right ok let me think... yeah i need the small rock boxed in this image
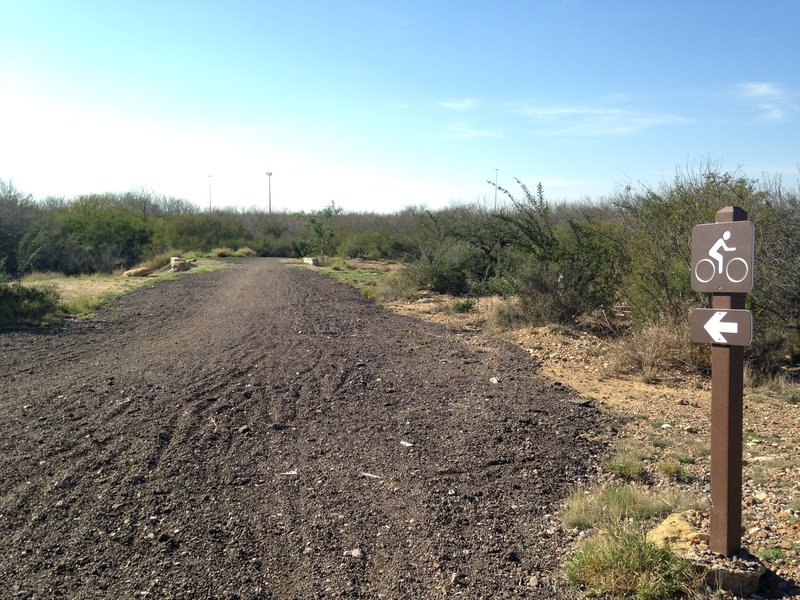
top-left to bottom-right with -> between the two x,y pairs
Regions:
238,425 -> 251,434
528,575 -> 539,588
489,377 -> 499,384
343,548 -> 364,559
661,423 -> 672,429
400,440 -> 413,447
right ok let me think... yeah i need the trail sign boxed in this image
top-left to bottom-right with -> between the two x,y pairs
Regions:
690,309 -> 753,346
689,206 -> 754,558
691,220 -> 754,293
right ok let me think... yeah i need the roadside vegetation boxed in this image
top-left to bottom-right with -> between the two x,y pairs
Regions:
2,169 -> 798,376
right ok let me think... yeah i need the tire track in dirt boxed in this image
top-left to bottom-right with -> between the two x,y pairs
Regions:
1,258 -> 610,598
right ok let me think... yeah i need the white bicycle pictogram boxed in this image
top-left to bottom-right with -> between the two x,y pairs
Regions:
694,230 -> 749,284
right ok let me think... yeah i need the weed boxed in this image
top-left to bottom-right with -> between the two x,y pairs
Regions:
451,298 -> 476,313
564,527 -> 699,599
640,372 -> 658,384
211,247 -> 236,257
657,460 -> 693,483
757,547 -> 785,562
667,451 -> 694,464
651,438 -> 670,449
562,484 -> 676,531
602,449 -> 647,481
791,499 -> 800,513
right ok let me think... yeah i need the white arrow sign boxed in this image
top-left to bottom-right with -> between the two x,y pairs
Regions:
704,311 -> 738,343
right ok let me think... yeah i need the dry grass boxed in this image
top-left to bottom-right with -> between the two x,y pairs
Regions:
562,484 -> 680,531
22,257 -> 226,316
608,318 -> 710,377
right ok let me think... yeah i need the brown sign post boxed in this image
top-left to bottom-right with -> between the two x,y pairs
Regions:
690,206 -> 754,557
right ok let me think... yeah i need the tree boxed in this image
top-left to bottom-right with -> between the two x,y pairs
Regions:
0,180 -> 37,278
304,201 -> 342,258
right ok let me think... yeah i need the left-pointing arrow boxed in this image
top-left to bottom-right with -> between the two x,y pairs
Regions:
704,311 -> 738,343
691,308 -> 753,346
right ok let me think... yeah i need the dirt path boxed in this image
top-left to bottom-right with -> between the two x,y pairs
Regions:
0,259 -> 608,599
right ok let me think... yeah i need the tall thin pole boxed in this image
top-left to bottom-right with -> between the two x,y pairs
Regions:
208,175 -> 212,211
266,171 -> 272,214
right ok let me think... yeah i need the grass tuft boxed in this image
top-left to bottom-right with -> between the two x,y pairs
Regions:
562,484 -> 677,531
564,527 -> 699,599
657,460 -> 693,483
602,451 -> 647,481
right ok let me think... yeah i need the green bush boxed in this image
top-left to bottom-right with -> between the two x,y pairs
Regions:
451,298 -> 476,313
493,182 -> 624,324
0,283 -> 61,327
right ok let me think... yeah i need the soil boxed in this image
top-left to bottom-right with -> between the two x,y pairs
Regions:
389,288 -> 800,598
0,259 -> 610,599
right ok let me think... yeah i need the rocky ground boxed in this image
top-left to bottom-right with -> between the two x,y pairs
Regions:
0,259 -> 612,599
387,289 -> 800,599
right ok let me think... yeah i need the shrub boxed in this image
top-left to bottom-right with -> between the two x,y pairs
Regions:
609,317 -> 710,376
451,298 -> 476,313
496,181 -> 623,324
211,247 -> 236,257
410,241 -> 484,296
375,267 -> 421,301
0,283 -> 61,327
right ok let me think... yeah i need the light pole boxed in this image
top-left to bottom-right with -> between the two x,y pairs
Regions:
266,171 -> 272,214
208,174 -> 212,211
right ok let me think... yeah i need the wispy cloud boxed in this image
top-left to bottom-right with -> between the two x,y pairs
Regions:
736,82 -> 796,121
437,98 -> 480,111
518,103 -> 689,136
436,121 -> 503,141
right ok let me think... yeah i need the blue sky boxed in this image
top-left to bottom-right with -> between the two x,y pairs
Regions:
1,1 -> 798,213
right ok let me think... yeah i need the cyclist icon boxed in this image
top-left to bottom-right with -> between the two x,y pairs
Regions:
694,230 -> 749,284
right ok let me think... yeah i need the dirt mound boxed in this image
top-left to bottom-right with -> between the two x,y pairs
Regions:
0,258 -> 609,598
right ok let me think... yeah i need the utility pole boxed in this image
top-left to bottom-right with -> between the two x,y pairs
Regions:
208,175 -> 212,211
266,171 -> 272,214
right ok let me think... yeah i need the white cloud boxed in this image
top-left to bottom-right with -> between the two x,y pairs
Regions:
437,98 -> 479,111
435,121 -> 504,140
738,82 -> 784,99
518,103 -> 689,136
736,82 -> 796,121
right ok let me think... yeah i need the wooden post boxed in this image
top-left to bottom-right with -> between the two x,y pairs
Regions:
709,205 -> 747,556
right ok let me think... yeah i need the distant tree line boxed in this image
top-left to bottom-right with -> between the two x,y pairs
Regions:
2,169 -> 798,375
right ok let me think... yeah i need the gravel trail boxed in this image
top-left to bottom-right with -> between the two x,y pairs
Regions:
0,258 -> 607,599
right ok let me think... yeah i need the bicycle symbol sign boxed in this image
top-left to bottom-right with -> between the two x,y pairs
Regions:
690,221 -> 754,293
